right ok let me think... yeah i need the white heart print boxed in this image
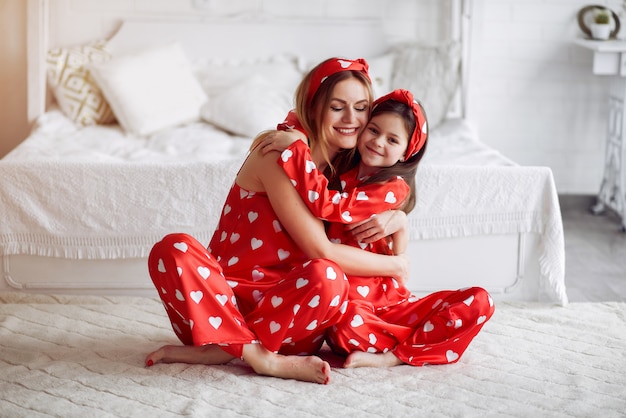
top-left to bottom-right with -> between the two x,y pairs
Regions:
308,295 -> 320,308
197,266 -> 210,279
341,211 -> 352,222
326,267 -> 337,280
209,316 -> 222,329
356,191 -> 369,201
248,211 -> 258,223
357,286 -> 370,297
384,191 -> 397,204
251,238 -> 263,250
271,295 -> 283,307
269,321 -> 281,334
157,259 -> 166,273
308,190 -> 320,203
281,149 -> 293,162
305,160 -> 316,173
173,242 -> 188,253
350,314 -> 364,327
337,59 -> 352,68
251,269 -> 264,281
296,278 -> 309,289
423,321 -> 434,332
277,249 -> 290,261
446,350 -> 459,362
190,290 -> 203,304
215,294 -> 228,306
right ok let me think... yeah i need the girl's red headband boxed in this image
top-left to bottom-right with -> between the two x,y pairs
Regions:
307,58 -> 371,105
373,89 -> 428,159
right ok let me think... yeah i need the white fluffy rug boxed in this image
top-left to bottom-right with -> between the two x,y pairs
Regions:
1,292 -> 624,417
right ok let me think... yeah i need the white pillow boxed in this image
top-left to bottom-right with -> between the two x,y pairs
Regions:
46,40 -> 116,125
89,43 -> 208,136
193,55 -> 302,101
391,42 -> 461,129
200,75 -> 293,138
367,52 -> 394,99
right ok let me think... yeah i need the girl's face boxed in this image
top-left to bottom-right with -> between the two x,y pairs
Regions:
357,112 -> 409,175
321,78 -> 370,155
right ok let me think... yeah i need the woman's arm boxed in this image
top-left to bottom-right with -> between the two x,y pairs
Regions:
242,148 -> 409,281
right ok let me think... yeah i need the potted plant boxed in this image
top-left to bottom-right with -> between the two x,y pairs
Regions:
590,8 -> 612,40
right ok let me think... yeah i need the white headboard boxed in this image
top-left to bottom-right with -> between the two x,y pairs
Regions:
26,0 -> 482,124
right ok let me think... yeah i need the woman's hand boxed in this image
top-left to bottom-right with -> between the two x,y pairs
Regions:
259,130 -> 306,155
346,210 -> 408,243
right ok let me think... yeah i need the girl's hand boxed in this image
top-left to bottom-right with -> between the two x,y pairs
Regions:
346,210 -> 407,243
394,253 -> 410,285
259,130 -> 306,155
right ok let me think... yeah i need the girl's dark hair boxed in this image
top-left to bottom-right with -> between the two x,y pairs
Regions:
332,99 -> 429,214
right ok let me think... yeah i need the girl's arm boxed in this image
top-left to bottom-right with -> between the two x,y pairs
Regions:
245,148 -> 409,281
348,209 -> 408,244
278,140 -> 410,224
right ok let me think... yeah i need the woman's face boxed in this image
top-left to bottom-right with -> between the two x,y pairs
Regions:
321,78 -> 370,155
357,112 -> 409,175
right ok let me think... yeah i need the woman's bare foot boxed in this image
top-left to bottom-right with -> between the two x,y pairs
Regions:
343,351 -> 403,368
242,343 -> 331,385
145,344 -> 234,367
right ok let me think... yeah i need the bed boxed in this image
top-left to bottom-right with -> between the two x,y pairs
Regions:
0,0 -> 566,307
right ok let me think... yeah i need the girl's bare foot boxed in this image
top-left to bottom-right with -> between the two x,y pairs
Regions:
242,343 -> 331,385
343,351 -> 403,368
145,344 -> 234,367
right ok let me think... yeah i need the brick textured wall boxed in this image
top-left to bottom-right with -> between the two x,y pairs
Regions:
474,0 -> 624,194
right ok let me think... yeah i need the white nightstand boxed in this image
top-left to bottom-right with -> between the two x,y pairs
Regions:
574,38 -> 626,231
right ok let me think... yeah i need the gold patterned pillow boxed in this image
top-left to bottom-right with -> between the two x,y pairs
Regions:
46,40 -> 116,125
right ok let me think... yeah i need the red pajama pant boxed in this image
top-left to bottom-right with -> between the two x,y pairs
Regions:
148,181 -> 350,358
278,140 -> 495,365
326,286 -> 494,365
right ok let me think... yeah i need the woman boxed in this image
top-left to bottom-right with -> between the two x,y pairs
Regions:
145,58 -> 408,385
275,89 -> 494,368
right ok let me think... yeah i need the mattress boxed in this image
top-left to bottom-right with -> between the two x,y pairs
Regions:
0,291 -> 623,417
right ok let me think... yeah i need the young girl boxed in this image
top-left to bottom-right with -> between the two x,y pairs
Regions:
273,89 -> 495,368
144,58 -> 409,385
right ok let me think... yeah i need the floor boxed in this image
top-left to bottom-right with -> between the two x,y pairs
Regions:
560,195 -> 626,303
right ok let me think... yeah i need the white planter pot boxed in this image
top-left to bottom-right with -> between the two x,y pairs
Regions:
590,23 -> 611,40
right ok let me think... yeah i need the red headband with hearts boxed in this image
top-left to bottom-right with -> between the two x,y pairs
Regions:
307,58 -> 371,105
372,89 -> 428,159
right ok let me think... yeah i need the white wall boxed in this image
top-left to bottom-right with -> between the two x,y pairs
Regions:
473,0 -> 624,194
4,0 -> 623,194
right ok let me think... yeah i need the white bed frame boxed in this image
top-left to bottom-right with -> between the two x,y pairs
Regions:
3,0 -> 562,304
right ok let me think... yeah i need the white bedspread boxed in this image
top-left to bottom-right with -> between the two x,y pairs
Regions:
0,112 -> 566,304
1,292 -> 623,417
